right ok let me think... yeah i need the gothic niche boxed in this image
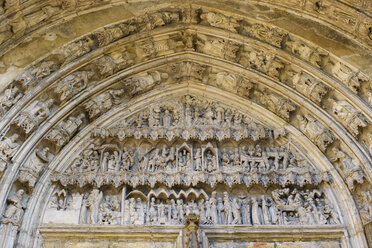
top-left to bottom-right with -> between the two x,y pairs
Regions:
46,95 -> 337,229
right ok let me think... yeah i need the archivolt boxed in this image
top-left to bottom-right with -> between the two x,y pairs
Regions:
0,2 -> 371,248
17,85 -> 364,247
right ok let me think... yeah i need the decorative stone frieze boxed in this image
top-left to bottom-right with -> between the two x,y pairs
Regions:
2,6 -> 369,122
51,96 -> 329,190
93,95 -> 286,141
42,186 -> 340,227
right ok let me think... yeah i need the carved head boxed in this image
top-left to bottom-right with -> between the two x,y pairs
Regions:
10,133 -> 19,142
16,189 -> 25,198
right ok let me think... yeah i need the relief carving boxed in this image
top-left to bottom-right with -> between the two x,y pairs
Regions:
5,7 -> 371,115
241,22 -> 286,48
292,72 -> 329,103
1,189 -> 26,227
49,96 -> 330,190
95,96 -> 286,142
329,61 -> 358,93
239,48 -> 273,74
331,148 -> 366,190
12,99 -> 54,134
199,11 -> 240,32
0,189 -> 27,247
284,36 -> 314,61
45,186 -> 339,227
196,35 -> 226,59
84,89 -> 125,119
0,134 -> 20,175
297,114 -> 334,152
358,190 -> 372,224
124,71 -> 168,95
93,26 -> 124,47
17,147 -> 53,188
0,86 -> 23,116
54,71 -> 94,102
58,36 -> 96,66
330,99 -> 368,136
31,61 -> 58,81
49,189 -> 70,211
44,113 -> 86,148
53,137 -> 328,189
255,90 -> 297,120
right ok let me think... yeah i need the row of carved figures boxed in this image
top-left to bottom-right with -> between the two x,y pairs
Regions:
1,6 -> 369,105
78,188 -> 340,226
128,97 -> 255,129
69,143 -> 311,174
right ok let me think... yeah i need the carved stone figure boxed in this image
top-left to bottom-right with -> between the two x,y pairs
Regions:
330,62 -> 356,92
239,49 -> 273,73
256,91 -> 296,120
231,198 -> 242,225
331,100 -> 368,136
17,147 -> 53,187
45,113 -> 85,148
2,189 -> 25,226
297,114 -> 334,151
267,197 -> 278,225
292,72 -> 328,103
0,134 -> 20,174
127,71 -> 168,95
12,99 -> 54,134
0,86 -> 23,116
54,71 -> 94,102
83,189 -> 103,224
121,148 -> 134,171
331,148 -> 365,190
241,197 -> 251,225
261,196 -> 271,225
200,11 -> 239,32
223,192 -> 232,225
60,37 -> 96,66
359,191 -> 372,224
49,189 -> 69,211
123,200 -> 131,224
135,198 -> 145,225
31,61 -> 57,80
184,213 -> 201,248
84,89 -> 125,118
251,197 -> 262,225
107,151 -> 120,172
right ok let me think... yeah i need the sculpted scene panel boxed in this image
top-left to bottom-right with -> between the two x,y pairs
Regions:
43,95 -> 340,232
52,96 -> 329,189
43,186 -> 340,227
